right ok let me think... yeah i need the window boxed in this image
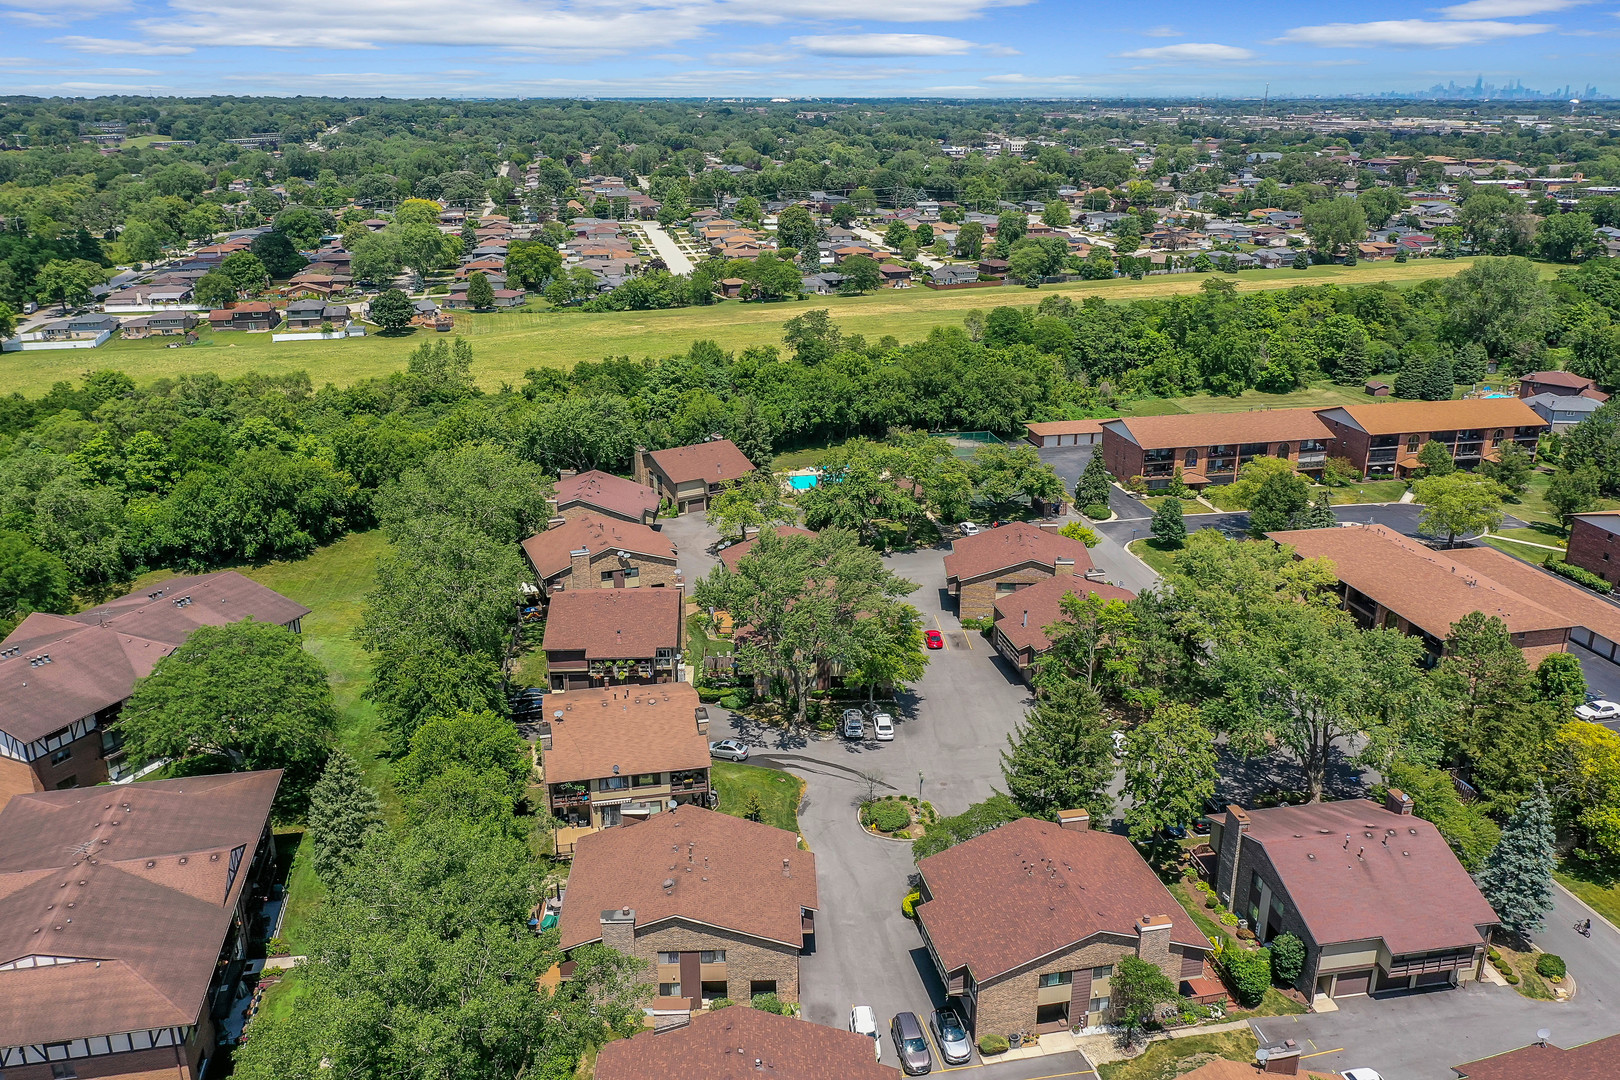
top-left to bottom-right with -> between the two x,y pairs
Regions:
658,982 -> 682,997
631,773 -> 660,788
600,775 -> 628,791
51,1062 -> 76,1080
657,952 -> 680,965
1184,449 -> 1198,467
1088,997 -> 1111,1014
1406,434 -> 1421,452
749,979 -> 777,997
55,777 -> 77,790
1037,971 -> 1072,987
1492,429 -> 1504,441
1275,444 -> 1289,457
995,582 -> 1020,596
50,746 -> 72,765
700,950 -> 727,964
1092,965 -> 1114,979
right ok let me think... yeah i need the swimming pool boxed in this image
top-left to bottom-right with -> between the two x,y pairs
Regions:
789,474 -> 819,490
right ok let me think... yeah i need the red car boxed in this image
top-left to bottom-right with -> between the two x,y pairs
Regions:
925,630 -> 944,650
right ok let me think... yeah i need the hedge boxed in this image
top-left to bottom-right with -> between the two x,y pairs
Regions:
901,890 -> 921,919
1082,502 -> 1111,521
1544,555 -> 1613,594
866,800 -> 911,832
1219,947 -> 1271,1008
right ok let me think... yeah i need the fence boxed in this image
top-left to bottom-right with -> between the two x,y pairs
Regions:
2,331 -> 112,351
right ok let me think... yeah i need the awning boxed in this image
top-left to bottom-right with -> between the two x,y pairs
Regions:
591,796 -> 633,807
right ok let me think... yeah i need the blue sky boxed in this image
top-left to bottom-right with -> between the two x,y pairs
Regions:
2,0 -> 1618,99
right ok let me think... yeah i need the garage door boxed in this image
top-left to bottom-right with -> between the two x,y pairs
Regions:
1416,970 -> 1454,988
1334,969 -> 1373,997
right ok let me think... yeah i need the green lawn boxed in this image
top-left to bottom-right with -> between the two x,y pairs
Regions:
1128,537 -> 1183,576
7,259 -> 1486,396
1169,879 -> 1232,948
1556,863 -> 1620,929
711,761 -> 803,835
1096,1031 -> 1260,1080
252,970 -> 307,1025
1156,382 -> 1371,416
1139,496 -> 1217,516
1508,469 -> 1620,530
1327,479 -> 1409,505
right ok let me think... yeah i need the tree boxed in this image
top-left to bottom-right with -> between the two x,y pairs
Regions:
1245,469 -> 1312,536
1475,784 -> 1557,938
0,301 -> 13,340
1001,679 -> 1115,821
883,219 -> 911,250
911,794 -> 1024,860
1537,651 -> 1588,715
1459,190 -> 1534,255
273,205 -> 331,249
193,271 -> 237,309
969,443 -> 1066,520
395,710 -> 531,800
369,287 -> 414,333
1415,472 -> 1506,545
0,529 -> 71,634
1112,956 -> 1179,1045
1151,496 -> 1186,547
36,258 -> 103,312
221,251 -> 269,295
705,472 -> 794,542
776,204 -> 819,253
467,271 -> 495,310
308,749 -> 382,883
250,231 -> 307,278
1268,933 -> 1306,987
358,525 -> 528,662
1302,196 -> 1367,258
1008,243 -> 1048,287
363,644 -> 509,752
505,239 -> 562,290
1074,452 -> 1113,518
1547,465 -> 1603,526
1380,759 -> 1500,870
1441,257 -> 1550,368
956,221 -> 985,260
728,396 -> 775,466
1481,440 -> 1534,498
1036,590 -> 1143,702
1549,720 -> 1620,863
1123,703 -> 1218,842
1414,439 -> 1456,478
374,443 -> 553,546
841,254 -> 881,293
782,308 -> 842,364
1042,200 -> 1072,228
1538,212 -> 1600,263
117,620 -> 336,813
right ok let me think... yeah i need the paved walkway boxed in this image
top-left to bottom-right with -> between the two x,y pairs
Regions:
634,220 -> 694,274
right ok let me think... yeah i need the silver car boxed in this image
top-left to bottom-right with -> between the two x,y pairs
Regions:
930,1007 -> 971,1065
842,709 -> 865,739
891,1012 -> 932,1075
708,739 -> 749,762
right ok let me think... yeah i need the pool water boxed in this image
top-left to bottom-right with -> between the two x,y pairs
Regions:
789,474 -> 819,490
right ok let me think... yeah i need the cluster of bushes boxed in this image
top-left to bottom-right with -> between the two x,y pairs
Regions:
1488,947 -> 1520,985
901,890 -> 921,919
1191,879 -> 1241,928
1217,946 -> 1272,1008
977,1034 -> 1010,1056
1543,555 -> 1613,594
1535,953 -> 1566,980
862,798 -> 913,834
695,686 -> 752,710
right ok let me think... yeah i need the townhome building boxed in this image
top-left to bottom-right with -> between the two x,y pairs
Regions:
1313,399 -> 1547,479
634,439 -> 756,515
521,513 -> 679,597
541,587 -> 684,691
1100,409 -> 1333,491
550,468 -> 660,525
944,522 -> 1099,621
595,1008 -> 897,1080
991,576 -> 1137,684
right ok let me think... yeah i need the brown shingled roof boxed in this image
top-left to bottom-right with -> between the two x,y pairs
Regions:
1101,408 -> 1329,450
1176,1062 -> 1335,1080
553,470 -> 659,521
992,575 -> 1137,656
1521,370 -> 1596,390
717,526 -> 817,571
1453,1033 -> 1620,1080
647,439 -> 756,485
541,588 -> 682,659
558,805 -> 817,951
1321,397 -> 1545,436
520,514 -> 676,582
0,771 -> 281,1045
1207,800 -> 1497,954
916,818 -> 1207,982
943,522 -> 1095,584
1025,419 -> 1106,438
540,683 -> 711,786
595,1007 -> 897,1080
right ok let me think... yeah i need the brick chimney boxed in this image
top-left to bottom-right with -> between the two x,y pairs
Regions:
1054,556 -> 1076,577
1385,788 -> 1413,816
1057,808 -> 1090,832
694,706 -> 709,736
569,546 -> 591,584
1216,805 -> 1250,906
599,907 -> 636,952
1135,914 -> 1172,967
559,468 -> 578,480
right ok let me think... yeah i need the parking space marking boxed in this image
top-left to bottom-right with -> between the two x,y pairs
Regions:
933,614 -> 948,650
1300,1048 -> 1344,1059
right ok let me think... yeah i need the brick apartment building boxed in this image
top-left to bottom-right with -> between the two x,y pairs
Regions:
1565,510 -> 1620,589
521,513 -> 679,597
541,587 -> 684,690
1099,409 -> 1333,491
0,574 -> 309,808
558,805 -> 818,1010
1313,398 -> 1547,479
595,1002 -> 897,1080
539,683 -> 712,837
1516,369 -> 1607,402
0,771 -> 282,1080
943,522 -> 1097,621
634,439 -> 756,515
550,469 -> 660,525
1207,794 -> 1497,999
915,812 -> 1210,1039
991,576 -> 1137,684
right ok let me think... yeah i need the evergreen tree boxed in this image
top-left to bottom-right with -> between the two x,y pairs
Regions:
1475,784 -> 1557,938
1246,470 -> 1311,536
1336,332 -> 1369,386
467,271 -> 495,310
307,749 -> 382,883
1151,496 -> 1186,547
1297,490 -> 1337,529
1074,452 -> 1113,516
1454,342 -> 1489,386
1001,680 -> 1115,821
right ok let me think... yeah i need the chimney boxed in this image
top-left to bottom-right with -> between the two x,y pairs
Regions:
1261,1042 -> 1302,1075
598,907 -> 636,952
1036,520 -> 1060,532
743,525 -> 761,539
1385,788 -> 1413,816
1056,808 -> 1090,832
1216,805 -> 1250,906
1135,913 -> 1172,967
559,468 -> 578,480
548,515 -> 567,528
1054,557 -> 1076,577
694,706 -> 710,736
569,546 -> 591,583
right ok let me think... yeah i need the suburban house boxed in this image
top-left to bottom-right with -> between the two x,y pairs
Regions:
207,303 -> 280,331
520,513 -> 679,597
634,439 -> 756,515
557,805 -> 818,1007
991,576 -> 1137,684
1024,419 -> 1105,447
1452,1032 -> 1620,1080
1099,409 -> 1333,491
541,587 -> 683,691
283,299 -> 349,330
119,312 -> 197,338
929,264 -> 980,286
878,263 -> 913,287
915,812 -> 1212,1038
1517,370 -> 1607,402
1524,391 -> 1602,431
1269,523 -> 1620,664
551,468 -> 660,525
36,315 -> 120,341
1566,510 -> 1620,588
539,683 -> 712,841
0,573 -> 309,806
944,522 -> 1098,621
594,1008 -> 897,1080
1206,794 -> 1498,1000
0,771 -> 282,1080
1313,399 -> 1547,479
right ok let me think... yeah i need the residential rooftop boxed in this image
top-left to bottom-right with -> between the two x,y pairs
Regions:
520,513 -> 677,581
540,588 -> 682,659
646,439 -> 756,486
1316,397 -> 1545,436
992,576 -> 1137,656
1100,408 -> 1330,450
540,683 -> 711,787
943,522 -> 1094,584
594,1006 -> 895,1080
553,469 -> 659,520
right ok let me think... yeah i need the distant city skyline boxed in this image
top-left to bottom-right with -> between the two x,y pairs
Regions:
4,0 -> 1620,100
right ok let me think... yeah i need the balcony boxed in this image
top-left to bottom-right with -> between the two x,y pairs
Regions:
1296,453 -> 1326,467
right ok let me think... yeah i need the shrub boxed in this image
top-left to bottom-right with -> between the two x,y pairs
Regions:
869,800 -> 911,832
266,937 -> 291,956
1218,910 -> 1239,927
709,998 -> 734,1010
902,890 -> 921,919
751,993 -> 787,1014
1544,555 -> 1613,594
696,687 -> 730,703
1083,502 -> 1112,521
959,616 -> 992,632
719,693 -> 745,710
978,1034 -> 1010,1056
1488,947 -> 1501,962
1267,933 -> 1306,986
1219,947 -> 1272,1008
1505,973 -> 1520,985
1535,953 -> 1566,979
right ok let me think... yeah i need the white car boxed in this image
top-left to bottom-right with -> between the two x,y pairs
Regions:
1341,1070 -> 1384,1080
1112,730 -> 1128,757
872,712 -> 895,741
959,521 -> 981,536
849,1005 -> 880,1060
1576,699 -> 1620,722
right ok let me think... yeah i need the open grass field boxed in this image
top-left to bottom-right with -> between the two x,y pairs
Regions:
1128,537 -> 1183,577
1556,864 -> 1620,931
4,258 -> 1488,397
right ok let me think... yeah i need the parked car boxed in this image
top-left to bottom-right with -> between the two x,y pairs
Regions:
1340,1070 -> 1384,1080
890,1012 -> 932,1075
843,709 -> 866,740
929,1007 -> 971,1066
925,629 -> 944,650
873,712 -> 895,741
708,739 -> 750,762
849,1005 -> 880,1061
1111,730 -> 1128,757
958,521 -> 981,536
1576,699 -> 1620,722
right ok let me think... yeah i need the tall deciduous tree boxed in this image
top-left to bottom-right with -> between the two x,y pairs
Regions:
705,471 -> 794,543
1001,679 -> 1115,821
467,270 -> 495,310
1112,956 -> 1180,1046
1302,197 -> 1367,258
308,749 -> 382,882
369,287 -> 414,334
969,443 -> 1066,520
1414,471 -> 1506,546
1150,496 -> 1185,547
363,645 -> 509,752
1475,783 -> 1557,938
1123,703 -> 1218,842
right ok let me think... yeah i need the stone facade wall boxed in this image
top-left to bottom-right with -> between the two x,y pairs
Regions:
1223,837 -> 1323,993
549,553 -> 679,593
972,936 -> 1178,1039
957,568 -> 1057,622
631,921 -> 802,1004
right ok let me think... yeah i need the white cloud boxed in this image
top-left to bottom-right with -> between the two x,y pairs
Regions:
1144,25 -> 1180,37
53,35 -> 195,55
706,48 -> 794,65
1438,0 -> 1583,16
0,0 -> 129,24
792,33 -> 974,56
1276,19 -> 1553,46
1119,42 -> 1254,61
980,43 -> 1021,56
